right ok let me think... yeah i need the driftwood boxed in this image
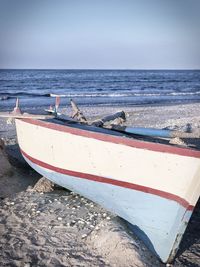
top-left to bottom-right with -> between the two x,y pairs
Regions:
169,137 -> 187,146
70,99 -> 87,123
70,99 -> 126,127
171,130 -> 200,139
91,111 -> 126,127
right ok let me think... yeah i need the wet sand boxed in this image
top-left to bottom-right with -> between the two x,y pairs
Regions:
0,102 -> 200,267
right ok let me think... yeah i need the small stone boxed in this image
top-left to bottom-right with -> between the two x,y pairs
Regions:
57,217 -> 62,221
40,192 -> 44,195
90,225 -> 95,228
54,199 -> 58,201
90,204 -> 94,208
106,216 -> 111,220
78,220 -> 85,224
102,213 -> 107,218
81,234 -> 87,239
49,200 -> 52,203
57,201 -> 61,204
31,208 -> 36,212
10,202 -> 15,205
70,220 -> 76,226
95,226 -> 99,230
36,211 -> 40,214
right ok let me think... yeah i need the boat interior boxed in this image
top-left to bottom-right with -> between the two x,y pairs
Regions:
45,118 -> 200,151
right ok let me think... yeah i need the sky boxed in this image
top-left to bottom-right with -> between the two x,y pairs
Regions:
0,0 -> 200,69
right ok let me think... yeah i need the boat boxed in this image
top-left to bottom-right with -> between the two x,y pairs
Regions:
15,116 -> 200,263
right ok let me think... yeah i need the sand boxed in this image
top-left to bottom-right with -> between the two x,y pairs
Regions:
0,102 -> 200,267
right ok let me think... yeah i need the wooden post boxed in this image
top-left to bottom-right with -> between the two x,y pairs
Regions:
55,96 -> 60,114
12,98 -> 22,115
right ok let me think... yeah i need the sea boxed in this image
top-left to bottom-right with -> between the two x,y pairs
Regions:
0,69 -> 200,112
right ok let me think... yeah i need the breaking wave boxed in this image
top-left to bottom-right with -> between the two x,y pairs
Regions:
1,91 -> 200,99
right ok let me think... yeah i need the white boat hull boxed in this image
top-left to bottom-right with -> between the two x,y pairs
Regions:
15,118 -> 200,263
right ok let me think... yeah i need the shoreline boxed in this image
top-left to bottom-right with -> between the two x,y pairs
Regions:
0,102 -> 200,266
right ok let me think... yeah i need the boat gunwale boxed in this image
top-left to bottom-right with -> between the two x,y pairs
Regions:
18,118 -> 200,159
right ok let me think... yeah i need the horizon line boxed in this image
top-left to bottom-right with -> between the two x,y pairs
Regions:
0,68 -> 200,71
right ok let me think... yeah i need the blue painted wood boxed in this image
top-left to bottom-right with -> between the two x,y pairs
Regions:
125,127 -> 173,138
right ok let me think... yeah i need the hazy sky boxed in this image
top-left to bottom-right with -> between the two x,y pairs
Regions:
0,0 -> 200,69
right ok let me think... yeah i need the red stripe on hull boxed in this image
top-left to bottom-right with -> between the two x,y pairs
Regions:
21,149 -> 194,211
20,118 -> 200,159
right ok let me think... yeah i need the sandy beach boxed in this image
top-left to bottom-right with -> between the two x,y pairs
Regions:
0,102 -> 200,267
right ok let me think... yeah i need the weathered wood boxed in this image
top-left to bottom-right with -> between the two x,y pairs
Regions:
171,130 -> 200,139
169,137 -> 187,146
12,98 -> 22,115
70,99 -> 87,123
70,99 -> 126,126
91,111 -> 126,127
55,96 -> 60,113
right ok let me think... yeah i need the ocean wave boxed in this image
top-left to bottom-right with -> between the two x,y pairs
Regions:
1,90 -> 200,100
169,91 -> 200,96
50,93 -> 132,97
51,91 -> 200,97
